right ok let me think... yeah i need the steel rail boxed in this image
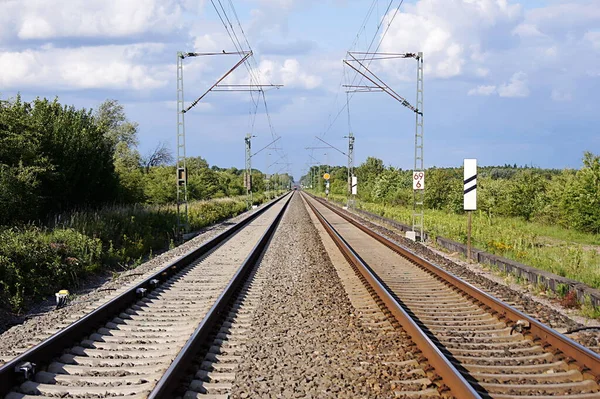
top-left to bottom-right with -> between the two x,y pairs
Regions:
306,192 -> 600,380
149,191 -> 292,398
302,193 -> 481,399
0,193 -> 291,396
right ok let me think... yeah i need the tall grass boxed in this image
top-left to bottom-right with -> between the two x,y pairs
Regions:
0,197 -> 250,312
320,192 -> 600,290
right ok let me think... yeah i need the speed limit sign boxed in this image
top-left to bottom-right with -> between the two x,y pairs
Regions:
413,171 -> 425,190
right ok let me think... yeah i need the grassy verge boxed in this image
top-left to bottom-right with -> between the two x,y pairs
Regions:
0,197 -> 253,312
316,192 -> 600,290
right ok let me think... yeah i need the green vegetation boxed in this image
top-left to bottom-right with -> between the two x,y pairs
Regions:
0,95 -> 292,312
0,198 -> 249,312
302,153 -> 600,289
0,96 -> 293,223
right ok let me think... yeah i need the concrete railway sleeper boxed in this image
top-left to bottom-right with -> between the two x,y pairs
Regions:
0,193 -> 292,399
303,192 -> 600,399
179,239 -> 268,399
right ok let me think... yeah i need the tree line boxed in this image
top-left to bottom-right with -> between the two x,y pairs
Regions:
0,96 -> 291,227
302,154 -> 600,234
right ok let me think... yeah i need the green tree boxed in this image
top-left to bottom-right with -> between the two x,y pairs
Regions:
478,176 -> 509,223
424,168 -> 462,211
95,99 -> 144,203
0,96 -> 118,223
144,166 -> 176,204
356,157 -> 384,202
95,99 -> 139,149
564,152 -> 600,233
505,170 -> 548,221
373,168 -> 404,205
537,170 -> 576,227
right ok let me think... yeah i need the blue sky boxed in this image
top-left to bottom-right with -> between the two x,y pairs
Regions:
1,0 -> 599,180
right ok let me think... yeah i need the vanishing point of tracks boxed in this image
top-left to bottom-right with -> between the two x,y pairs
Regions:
0,193 -> 292,399
303,192 -> 600,399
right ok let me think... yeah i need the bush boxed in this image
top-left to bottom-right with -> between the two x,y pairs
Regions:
0,197 -> 254,313
0,227 -> 102,311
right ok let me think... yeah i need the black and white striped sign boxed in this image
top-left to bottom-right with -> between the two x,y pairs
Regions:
464,159 -> 477,211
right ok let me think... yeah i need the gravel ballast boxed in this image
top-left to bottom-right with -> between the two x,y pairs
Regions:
323,198 -> 600,352
0,205 -> 264,363
230,193 -> 440,399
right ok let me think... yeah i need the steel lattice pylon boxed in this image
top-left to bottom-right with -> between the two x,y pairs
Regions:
176,52 -> 188,240
412,52 -> 425,240
343,51 -> 425,241
347,132 -> 355,208
245,134 -> 252,209
174,50 -> 279,242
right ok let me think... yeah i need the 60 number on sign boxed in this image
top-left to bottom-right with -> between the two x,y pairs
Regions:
413,171 -> 425,190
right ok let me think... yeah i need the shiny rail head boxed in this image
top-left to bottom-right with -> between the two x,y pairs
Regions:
148,192 -> 292,398
0,193 -> 292,397
304,191 -> 600,380
302,192 -> 482,399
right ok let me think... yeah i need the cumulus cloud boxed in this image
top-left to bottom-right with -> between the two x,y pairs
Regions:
468,85 -> 497,96
258,39 -> 317,56
0,44 -> 168,90
524,2 -> 600,37
378,0 -> 522,79
0,0 -> 184,42
193,32 -> 232,52
468,72 -> 529,98
256,59 -> 322,90
498,72 -> 530,98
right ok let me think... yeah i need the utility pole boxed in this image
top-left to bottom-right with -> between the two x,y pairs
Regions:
273,162 -> 292,194
266,152 -> 285,199
306,146 -> 332,193
306,161 -> 319,190
174,50 -> 282,241
245,134 -> 254,209
413,53 -> 425,241
265,152 -> 270,200
344,51 -> 424,241
176,52 -> 188,238
246,136 -> 281,208
344,132 -> 355,207
307,154 -> 320,190
309,137 -> 352,201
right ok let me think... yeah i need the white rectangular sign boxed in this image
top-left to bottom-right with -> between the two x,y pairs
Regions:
464,159 -> 477,211
413,171 -> 425,190
351,176 -> 358,195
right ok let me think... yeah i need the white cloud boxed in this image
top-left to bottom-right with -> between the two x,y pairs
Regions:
468,85 -> 497,96
378,0 -> 522,79
0,0 -> 184,42
525,3 -> 600,36
498,72 -> 530,97
248,59 -> 322,90
468,72 -> 530,98
0,44 -> 168,90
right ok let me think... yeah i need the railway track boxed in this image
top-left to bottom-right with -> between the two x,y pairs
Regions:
0,193 -> 292,399
302,192 -> 600,399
